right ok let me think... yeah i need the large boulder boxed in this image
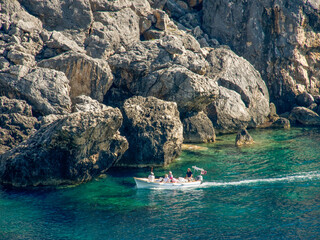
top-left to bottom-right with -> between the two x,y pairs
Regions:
289,107 -> 320,126
38,51 -> 113,102
19,0 -> 93,44
0,66 -> 71,116
108,41 -> 219,114
182,111 -> 215,143
85,7 -> 140,58
0,107 -> 128,187
0,96 -> 38,154
203,0 -> 320,113
116,96 -> 183,167
205,48 -> 270,133
296,92 -> 315,107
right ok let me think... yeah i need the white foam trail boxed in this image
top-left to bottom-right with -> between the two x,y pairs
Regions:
201,171 -> 320,188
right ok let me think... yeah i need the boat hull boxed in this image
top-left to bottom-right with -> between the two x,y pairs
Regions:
134,177 -> 202,189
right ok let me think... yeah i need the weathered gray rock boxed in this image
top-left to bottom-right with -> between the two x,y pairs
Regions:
174,50 -> 208,75
289,106 -> 320,126
296,92 -> 315,107
85,7 -> 140,58
72,95 -> 108,113
0,107 -> 128,187
93,8 -> 139,45
46,31 -> 85,53
143,28 -> 165,40
116,96 -> 183,167
0,96 -> 38,154
139,16 -> 153,34
0,96 -> 33,116
268,102 -> 279,122
164,0 -> 187,19
19,0 -> 93,44
38,51 -> 113,102
235,128 -> 254,146
89,0 -> 131,12
0,0 -> 44,58
207,87 -> 251,133
108,41 -> 219,114
145,66 -> 219,113
84,21 -> 120,58
203,0 -> 320,113
153,9 -> 169,30
39,114 -> 66,126
269,117 -> 290,129
131,0 -> 152,16
182,111 -> 215,143
205,48 -> 270,133
313,95 -> 320,105
6,49 -> 35,67
0,66 -> 71,116
160,35 -> 185,55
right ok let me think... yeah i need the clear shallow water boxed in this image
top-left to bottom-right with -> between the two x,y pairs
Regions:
1,127 -> 320,239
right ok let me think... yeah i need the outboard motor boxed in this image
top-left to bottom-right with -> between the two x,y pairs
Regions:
197,175 -> 203,181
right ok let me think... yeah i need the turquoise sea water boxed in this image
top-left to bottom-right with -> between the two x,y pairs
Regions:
1,127 -> 320,239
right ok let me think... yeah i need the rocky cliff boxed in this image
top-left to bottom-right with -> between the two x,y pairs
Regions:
203,0 -> 320,113
1,0 -> 318,186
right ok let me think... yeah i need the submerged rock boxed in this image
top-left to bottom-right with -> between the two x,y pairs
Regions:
116,96 -> 183,167
0,107 -> 128,187
235,128 -> 254,146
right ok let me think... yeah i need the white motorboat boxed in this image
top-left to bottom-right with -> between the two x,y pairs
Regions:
134,166 -> 206,189
134,177 -> 202,189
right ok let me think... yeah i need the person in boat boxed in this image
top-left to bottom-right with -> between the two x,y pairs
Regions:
185,168 -> 193,181
148,172 -> 155,182
168,171 -> 178,183
163,174 -> 170,183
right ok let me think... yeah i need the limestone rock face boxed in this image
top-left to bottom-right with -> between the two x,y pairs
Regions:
0,96 -> 38,154
116,96 -> 183,167
19,0 -> 93,44
289,107 -> 320,126
38,52 -> 113,102
205,48 -> 270,133
0,66 -> 71,116
203,0 -> 320,113
235,128 -> 254,146
0,107 -> 128,187
85,7 -> 140,58
108,41 -> 219,114
182,111 -> 215,143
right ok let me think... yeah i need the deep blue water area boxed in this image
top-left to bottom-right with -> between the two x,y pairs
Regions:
1,127 -> 320,239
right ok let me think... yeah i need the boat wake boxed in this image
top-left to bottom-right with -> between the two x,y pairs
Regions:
201,171 -> 320,188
